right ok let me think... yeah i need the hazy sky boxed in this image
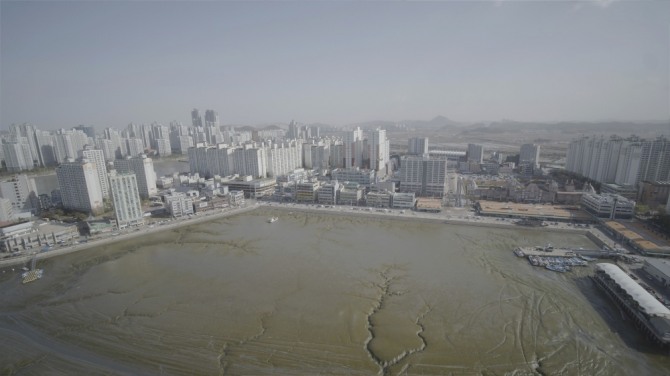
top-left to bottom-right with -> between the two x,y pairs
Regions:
1,1 -> 669,129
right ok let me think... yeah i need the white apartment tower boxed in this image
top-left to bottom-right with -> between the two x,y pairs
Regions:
9,124 -> 40,167
408,137 -> 429,156
398,157 -> 424,194
423,159 -> 449,197
399,156 -> 448,197
614,142 -> 643,186
344,127 -> 364,169
467,144 -> 484,163
519,144 -> 541,168
2,141 -> 33,172
566,135 -> 669,186
113,154 -> 157,199
81,146 -> 110,199
56,158 -> 104,214
108,170 -> 144,228
0,174 -> 38,213
126,138 -> 145,157
370,128 -> 389,176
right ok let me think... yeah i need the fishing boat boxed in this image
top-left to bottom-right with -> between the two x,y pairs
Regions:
513,248 -> 525,257
546,263 -> 570,273
268,217 -> 278,223
22,255 -> 43,284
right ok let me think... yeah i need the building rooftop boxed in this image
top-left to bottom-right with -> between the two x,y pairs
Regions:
604,220 -> 670,254
477,201 -> 592,221
583,193 -> 634,205
596,263 -> 670,318
645,258 -> 670,278
416,198 -> 442,210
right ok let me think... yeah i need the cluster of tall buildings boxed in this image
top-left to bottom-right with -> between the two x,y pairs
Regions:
54,154 -> 155,224
0,109 -> 223,173
565,135 -> 670,187
0,152 -> 156,229
186,126 -> 391,179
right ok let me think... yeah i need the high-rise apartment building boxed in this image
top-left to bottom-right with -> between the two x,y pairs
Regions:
2,141 -> 33,172
191,109 -> 203,127
344,127 -> 364,169
34,129 -> 57,166
154,138 -> 172,157
53,131 -> 77,163
408,137 -> 429,156
639,136 -> 670,183
370,128 -> 389,176
399,156 -> 448,197
113,154 -> 157,199
566,135 -> 669,187
10,123 -> 40,167
519,144 -> 541,168
56,158 -> 104,214
467,144 -> 484,163
103,127 -> 126,159
81,146 -> 110,199
126,138 -> 145,157
108,170 -> 144,229
0,174 -> 38,213
204,110 -> 219,127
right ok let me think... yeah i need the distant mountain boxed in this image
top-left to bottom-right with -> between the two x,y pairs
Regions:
462,120 -> 670,136
350,116 -> 465,130
403,116 -> 464,129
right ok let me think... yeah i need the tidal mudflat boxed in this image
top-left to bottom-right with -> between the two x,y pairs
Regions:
2,209 -> 669,375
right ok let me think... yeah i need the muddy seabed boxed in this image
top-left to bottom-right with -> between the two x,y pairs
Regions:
2,209 -> 669,375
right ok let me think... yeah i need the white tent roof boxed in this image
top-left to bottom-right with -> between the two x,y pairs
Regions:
596,263 -> 670,318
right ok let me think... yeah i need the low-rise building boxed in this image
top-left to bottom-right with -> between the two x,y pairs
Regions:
296,180 -> 320,203
165,192 -> 194,217
317,181 -> 340,205
220,176 -> 276,199
331,168 -> 375,187
228,190 -> 245,206
601,183 -> 638,200
338,182 -> 364,206
366,190 -> 392,208
392,192 -> 416,209
1,221 -> 78,253
581,193 -> 635,219
643,258 -> 670,290
637,181 -> 670,209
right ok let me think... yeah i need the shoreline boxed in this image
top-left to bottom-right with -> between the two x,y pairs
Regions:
0,204 -> 257,268
1,201 -> 604,269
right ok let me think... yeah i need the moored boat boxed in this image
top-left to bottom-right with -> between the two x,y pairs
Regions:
22,255 -> 43,284
546,263 -> 570,273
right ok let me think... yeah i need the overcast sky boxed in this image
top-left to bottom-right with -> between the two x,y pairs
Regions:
1,1 -> 669,130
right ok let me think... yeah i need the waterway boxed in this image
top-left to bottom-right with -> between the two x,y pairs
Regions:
1,209 -> 669,375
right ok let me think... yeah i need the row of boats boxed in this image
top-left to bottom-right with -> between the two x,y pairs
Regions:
528,255 -> 589,272
514,247 -> 596,273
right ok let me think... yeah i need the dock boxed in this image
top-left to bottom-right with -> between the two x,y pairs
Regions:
515,245 -> 619,259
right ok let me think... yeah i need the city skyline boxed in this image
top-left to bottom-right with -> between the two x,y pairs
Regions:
2,1 -> 669,130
